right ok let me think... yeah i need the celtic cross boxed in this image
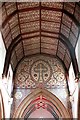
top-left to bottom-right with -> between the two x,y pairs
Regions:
34,63 -> 47,82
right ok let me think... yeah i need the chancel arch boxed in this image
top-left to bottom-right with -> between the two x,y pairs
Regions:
11,54 -> 71,118
13,88 -> 70,119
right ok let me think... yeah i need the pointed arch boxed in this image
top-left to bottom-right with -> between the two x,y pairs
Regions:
0,90 -> 5,119
13,88 -> 71,118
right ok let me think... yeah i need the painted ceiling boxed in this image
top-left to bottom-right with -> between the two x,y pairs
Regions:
1,2 -> 80,71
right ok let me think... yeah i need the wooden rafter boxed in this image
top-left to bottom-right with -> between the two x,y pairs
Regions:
56,2 -> 64,56
16,3 -> 25,57
2,6 -> 80,28
2,2 -> 80,77
39,2 -> 41,54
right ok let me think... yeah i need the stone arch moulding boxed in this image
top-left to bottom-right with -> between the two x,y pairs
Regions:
13,88 -> 71,119
0,90 -> 5,119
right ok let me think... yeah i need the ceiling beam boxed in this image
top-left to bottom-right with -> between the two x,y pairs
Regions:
16,3 -> 25,57
3,35 -> 21,77
3,32 -> 76,77
59,33 -> 79,76
56,2 -> 64,56
41,6 -> 80,27
39,2 -> 41,54
22,35 -> 40,40
2,7 -> 39,27
22,30 -> 40,35
41,30 -> 59,34
2,6 -> 80,28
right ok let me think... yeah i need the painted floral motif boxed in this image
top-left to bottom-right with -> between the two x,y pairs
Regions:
14,55 -> 66,89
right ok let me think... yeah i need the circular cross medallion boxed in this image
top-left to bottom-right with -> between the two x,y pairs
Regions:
30,60 -> 52,83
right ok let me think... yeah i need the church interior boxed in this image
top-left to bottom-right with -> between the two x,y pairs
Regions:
0,1 -> 80,119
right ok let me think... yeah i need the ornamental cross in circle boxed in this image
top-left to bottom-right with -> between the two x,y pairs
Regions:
34,63 -> 48,82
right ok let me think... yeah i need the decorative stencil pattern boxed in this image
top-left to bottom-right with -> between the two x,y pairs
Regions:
41,10 -> 61,22
19,10 -> 39,23
14,55 -> 66,89
30,60 -> 52,83
41,2 -> 63,8
41,21 -> 60,32
18,2 -> 39,9
64,3 -> 75,14
21,21 -> 39,33
2,2 -> 80,72
5,3 -> 16,15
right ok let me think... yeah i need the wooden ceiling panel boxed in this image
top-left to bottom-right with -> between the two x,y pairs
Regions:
1,2 -> 80,72
58,41 -> 66,49
16,49 -> 23,55
66,49 -> 71,60
64,2 -> 75,14
57,43 -> 71,69
11,43 -> 24,69
57,41 -> 66,60
24,48 -> 40,56
64,59 -> 70,69
61,13 -> 79,47
57,50 -> 64,61
41,10 -> 61,22
2,23 -> 10,39
41,48 -> 56,55
64,55 -> 71,69
57,41 -> 71,64
9,14 -> 18,29
65,52 -> 71,64
24,43 -> 40,51
17,2 -> 39,9
2,6 -> 7,22
20,21 -> 39,33
16,52 -> 23,62
41,2 -> 63,9
22,32 -> 39,38
61,24 -> 70,38
23,37 -> 40,45
41,32 -> 59,38
14,42 -> 24,62
11,25 -> 20,39
15,48 -> 23,57
62,13 -> 72,28
41,43 -> 57,50
58,45 -> 66,54
71,22 -> 78,37
74,4 -> 80,23
41,37 -> 58,45
15,50 -> 23,62
5,3 -> 16,15
19,10 -> 39,23
69,31 -> 77,47
11,51 -> 17,70
5,33 -> 12,48
15,42 -> 22,51
41,21 -> 60,32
